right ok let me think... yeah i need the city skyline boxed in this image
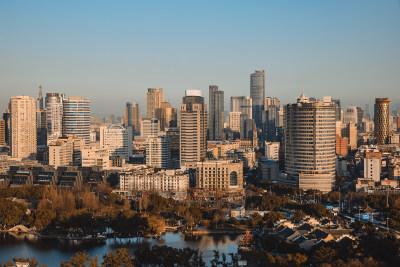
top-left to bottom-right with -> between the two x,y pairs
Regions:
1,1 -> 399,114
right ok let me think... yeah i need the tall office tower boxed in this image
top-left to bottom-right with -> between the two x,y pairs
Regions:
45,93 -> 63,145
343,106 -> 358,124
147,88 -> 164,119
155,102 -> 177,131
100,125 -> 133,160
250,70 -> 265,128
146,134 -> 171,169
342,122 -> 357,150
284,93 -> 336,192
356,107 -> 364,124
179,90 -> 207,168
36,87 -> 47,146
166,127 -> 180,168
375,98 -> 391,144
2,109 -> 10,146
125,102 -> 140,132
365,104 -> 371,118
62,97 -> 91,144
10,96 -> 37,159
332,99 -> 341,121
231,96 -> 252,119
36,108 -> 47,147
0,119 -> 5,146
208,85 -> 224,140
141,118 -> 160,138
263,105 -> 279,142
264,97 -> 280,110
38,85 -> 44,109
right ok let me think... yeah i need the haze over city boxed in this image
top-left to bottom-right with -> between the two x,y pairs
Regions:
1,0 -> 399,115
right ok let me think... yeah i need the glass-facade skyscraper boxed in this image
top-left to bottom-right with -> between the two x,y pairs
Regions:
250,70 -> 265,129
62,97 -> 90,144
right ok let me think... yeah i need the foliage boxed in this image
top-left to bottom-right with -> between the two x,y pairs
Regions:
0,198 -> 26,228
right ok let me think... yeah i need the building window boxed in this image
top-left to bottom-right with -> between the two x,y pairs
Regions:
229,171 -> 238,186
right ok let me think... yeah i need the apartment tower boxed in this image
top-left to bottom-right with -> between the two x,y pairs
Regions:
209,85 -> 224,140
10,96 -> 37,158
179,90 -> 207,168
45,93 -> 63,145
125,102 -> 140,132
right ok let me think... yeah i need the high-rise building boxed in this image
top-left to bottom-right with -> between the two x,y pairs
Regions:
179,90 -> 207,168
141,118 -> 160,138
356,107 -> 364,125
250,70 -> 265,128
45,93 -> 63,145
2,109 -> 10,146
208,85 -> 224,140
36,87 -> 47,147
146,134 -> 171,169
365,104 -> 371,118
0,119 -> 5,147
155,102 -> 177,131
125,102 -> 140,132
166,127 -> 180,168
375,98 -> 390,144
342,122 -> 357,150
10,96 -> 37,159
63,97 -> 91,144
335,135 -> 348,157
48,135 -> 84,167
229,112 -> 241,132
332,99 -> 341,121
100,125 -> 133,160
231,96 -> 252,118
265,142 -> 280,160
284,93 -> 336,192
343,106 -> 358,124
147,88 -> 164,119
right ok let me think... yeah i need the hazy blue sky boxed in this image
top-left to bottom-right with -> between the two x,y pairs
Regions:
1,0 -> 399,116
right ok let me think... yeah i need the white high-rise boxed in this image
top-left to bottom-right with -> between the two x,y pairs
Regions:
45,93 -> 63,145
100,125 -> 133,160
10,96 -> 37,158
146,134 -> 171,169
63,97 -> 90,144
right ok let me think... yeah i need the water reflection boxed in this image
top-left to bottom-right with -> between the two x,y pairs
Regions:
0,232 -> 240,265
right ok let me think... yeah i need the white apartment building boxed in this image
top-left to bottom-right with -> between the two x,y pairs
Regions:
81,147 -> 109,168
145,134 -> 171,169
100,125 -> 132,160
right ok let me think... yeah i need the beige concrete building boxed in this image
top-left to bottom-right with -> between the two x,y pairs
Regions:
147,88 -> 164,119
48,136 -> 84,167
196,160 -> 243,190
141,118 -> 160,138
265,142 -> 280,160
10,96 -> 37,159
179,90 -> 207,168
284,94 -> 336,192
342,122 -> 357,150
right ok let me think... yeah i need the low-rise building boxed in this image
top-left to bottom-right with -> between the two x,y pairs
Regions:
196,160 -> 243,190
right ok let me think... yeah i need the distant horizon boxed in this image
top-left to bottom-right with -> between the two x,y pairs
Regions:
1,1 -> 399,115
